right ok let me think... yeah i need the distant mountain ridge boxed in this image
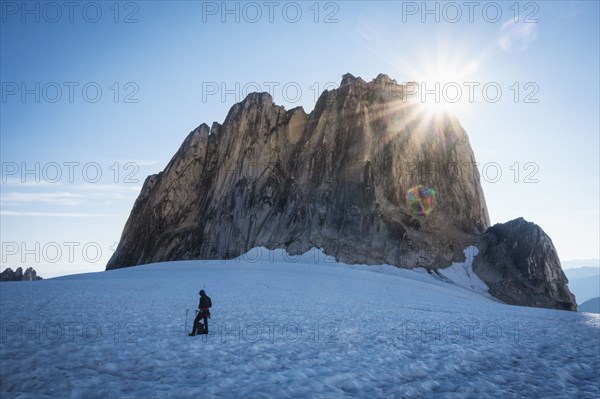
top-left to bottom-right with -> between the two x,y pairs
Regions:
564,265 -> 600,279
107,73 -> 576,311
561,260 -> 600,271
578,297 -> 600,314
564,266 -> 600,305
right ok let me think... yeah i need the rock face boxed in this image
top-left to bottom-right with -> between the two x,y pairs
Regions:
108,73 -> 489,271
0,267 -> 42,281
107,73 -> 576,311
474,218 -> 577,311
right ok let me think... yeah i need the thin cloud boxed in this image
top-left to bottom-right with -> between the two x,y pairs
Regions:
118,159 -> 159,166
75,184 -> 142,192
1,178 -> 64,186
0,211 -> 123,217
0,192 -> 86,206
0,185 -> 141,206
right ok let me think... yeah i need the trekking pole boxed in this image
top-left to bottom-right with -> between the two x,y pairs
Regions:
185,309 -> 189,333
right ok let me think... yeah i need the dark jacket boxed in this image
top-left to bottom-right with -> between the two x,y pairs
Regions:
199,294 -> 212,311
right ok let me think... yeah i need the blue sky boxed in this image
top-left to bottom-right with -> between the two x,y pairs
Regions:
1,1 -> 598,277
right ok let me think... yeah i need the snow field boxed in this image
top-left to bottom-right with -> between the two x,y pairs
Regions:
1,248 -> 598,398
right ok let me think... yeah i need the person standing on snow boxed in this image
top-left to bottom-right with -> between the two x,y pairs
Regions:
189,289 -> 212,336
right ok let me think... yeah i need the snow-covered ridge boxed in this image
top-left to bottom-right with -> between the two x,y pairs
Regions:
231,246 -> 491,299
93,246 -> 492,300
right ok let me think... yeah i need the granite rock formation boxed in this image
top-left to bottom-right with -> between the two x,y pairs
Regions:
107,73 -> 576,311
474,218 -> 577,311
108,74 -> 488,270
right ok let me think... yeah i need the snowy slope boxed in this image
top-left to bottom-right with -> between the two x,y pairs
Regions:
1,248 -> 599,398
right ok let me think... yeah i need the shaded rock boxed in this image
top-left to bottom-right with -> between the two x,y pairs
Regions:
0,267 -> 43,281
473,218 -> 577,311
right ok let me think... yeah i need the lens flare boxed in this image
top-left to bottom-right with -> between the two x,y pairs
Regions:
406,185 -> 437,216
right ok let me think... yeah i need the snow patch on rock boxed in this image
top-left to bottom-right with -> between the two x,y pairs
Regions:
433,246 -> 491,296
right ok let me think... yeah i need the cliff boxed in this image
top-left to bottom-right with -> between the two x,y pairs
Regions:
107,73 -> 576,311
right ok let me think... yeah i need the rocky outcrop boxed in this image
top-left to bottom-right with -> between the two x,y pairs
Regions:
0,267 -> 43,281
107,73 -> 575,311
107,73 -> 489,271
473,218 -> 577,311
